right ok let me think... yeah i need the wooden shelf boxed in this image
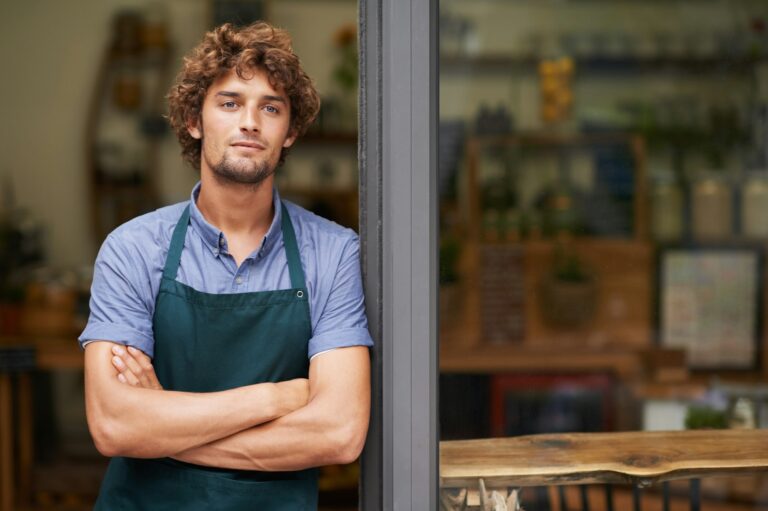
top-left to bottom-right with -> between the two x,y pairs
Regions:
440,344 -> 643,378
468,131 -> 643,147
464,132 -> 649,241
0,336 -> 82,370
631,380 -> 708,401
441,54 -> 763,75
85,40 -> 172,243
446,238 -> 655,353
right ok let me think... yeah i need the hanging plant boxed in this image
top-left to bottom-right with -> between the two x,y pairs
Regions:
332,23 -> 358,96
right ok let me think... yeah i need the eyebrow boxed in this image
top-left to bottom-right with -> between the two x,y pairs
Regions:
215,91 -> 287,104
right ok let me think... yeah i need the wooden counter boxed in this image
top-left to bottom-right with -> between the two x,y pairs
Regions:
440,429 -> 768,489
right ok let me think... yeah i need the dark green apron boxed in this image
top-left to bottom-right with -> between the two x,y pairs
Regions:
95,203 -> 318,510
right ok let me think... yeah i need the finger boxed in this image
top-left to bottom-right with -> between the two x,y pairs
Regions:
110,345 -> 160,390
111,345 -> 147,387
112,355 -> 140,386
127,346 -> 162,390
121,349 -> 153,388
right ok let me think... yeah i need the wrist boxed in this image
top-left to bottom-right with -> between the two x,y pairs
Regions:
260,382 -> 283,420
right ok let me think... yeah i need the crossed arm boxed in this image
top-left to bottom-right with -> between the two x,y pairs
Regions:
84,341 -> 370,470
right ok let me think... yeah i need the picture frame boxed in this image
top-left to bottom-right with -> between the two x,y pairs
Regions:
657,246 -> 763,371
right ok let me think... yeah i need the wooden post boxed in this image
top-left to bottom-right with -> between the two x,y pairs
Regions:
0,374 -> 14,511
18,373 -> 34,507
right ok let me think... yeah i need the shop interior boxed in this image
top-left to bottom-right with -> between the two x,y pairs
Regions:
2,0 -> 768,509
438,0 -> 768,509
1,0 -> 359,509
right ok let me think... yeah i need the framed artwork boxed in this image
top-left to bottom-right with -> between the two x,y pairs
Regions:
658,247 -> 762,370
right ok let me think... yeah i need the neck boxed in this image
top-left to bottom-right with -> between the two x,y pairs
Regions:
196,171 -> 275,236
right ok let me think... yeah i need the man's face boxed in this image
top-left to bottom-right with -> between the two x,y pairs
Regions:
188,67 -> 295,186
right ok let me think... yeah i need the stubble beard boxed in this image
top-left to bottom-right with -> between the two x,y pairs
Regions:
207,150 -> 275,187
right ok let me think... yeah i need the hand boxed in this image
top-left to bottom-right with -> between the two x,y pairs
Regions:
111,345 -> 163,390
274,378 -> 310,416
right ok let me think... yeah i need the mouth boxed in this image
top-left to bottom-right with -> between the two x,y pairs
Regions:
231,141 -> 266,151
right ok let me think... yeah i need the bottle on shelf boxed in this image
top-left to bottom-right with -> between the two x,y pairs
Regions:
651,171 -> 684,242
741,171 -> 768,238
691,170 -> 733,241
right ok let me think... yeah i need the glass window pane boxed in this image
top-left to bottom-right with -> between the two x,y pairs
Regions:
439,1 -> 768,508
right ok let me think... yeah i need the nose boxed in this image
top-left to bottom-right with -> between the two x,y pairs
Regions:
239,105 -> 260,134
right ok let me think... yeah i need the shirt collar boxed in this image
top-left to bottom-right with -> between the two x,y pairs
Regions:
188,181 -> 283,259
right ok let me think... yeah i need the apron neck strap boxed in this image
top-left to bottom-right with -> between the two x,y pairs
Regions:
163,205 -> 191,280
162,202 -> 306,290
280,202 -> 306,290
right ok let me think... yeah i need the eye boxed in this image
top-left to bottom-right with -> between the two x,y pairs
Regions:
222,101 -> 237,109
264,105 -> 279,114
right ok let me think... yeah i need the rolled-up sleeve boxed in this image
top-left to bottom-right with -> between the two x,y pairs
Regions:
78,234 -> 156,357
308,235 -> 373,358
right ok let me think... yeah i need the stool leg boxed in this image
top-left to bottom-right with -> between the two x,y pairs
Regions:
18,373 -> 33,507
0,374 -> 14,511
690,479 -> 701,511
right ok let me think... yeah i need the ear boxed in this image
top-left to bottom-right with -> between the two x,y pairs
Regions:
282,131 -> 297,149
187,116 -> 202,140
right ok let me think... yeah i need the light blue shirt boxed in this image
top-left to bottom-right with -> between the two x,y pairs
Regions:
79,183 -> 373,359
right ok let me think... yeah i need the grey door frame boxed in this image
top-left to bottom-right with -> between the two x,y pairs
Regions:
359,0 -> 438,509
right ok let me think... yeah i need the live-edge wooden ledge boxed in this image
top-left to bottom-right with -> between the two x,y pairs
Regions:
440,429 -> 768,489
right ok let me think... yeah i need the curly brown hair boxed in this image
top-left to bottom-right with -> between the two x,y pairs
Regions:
167,21 -> 321,168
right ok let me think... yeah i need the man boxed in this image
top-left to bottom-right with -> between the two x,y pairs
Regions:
79,21 -> 372,510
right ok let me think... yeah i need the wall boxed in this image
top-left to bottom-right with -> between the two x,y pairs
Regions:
8,0 -> 757,267
2,0 -> 110,268
0,0 -> 355,270
0,0 -> 356,446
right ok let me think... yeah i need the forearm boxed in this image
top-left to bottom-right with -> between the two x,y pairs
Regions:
173,393 -> 368,471
174,348 -> 372,471
85,342 -> 290,458
87,378 -> 283,459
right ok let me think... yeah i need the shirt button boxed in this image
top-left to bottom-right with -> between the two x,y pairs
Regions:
219,238 -> 225,246
235,276 -> 243,285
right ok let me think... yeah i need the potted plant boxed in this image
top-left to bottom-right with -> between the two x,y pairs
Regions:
0,217 -> 26,335
0,182 -> 45,335
538,243 -> 597,328
439,235 -> 462,331
330,23 -> 358,133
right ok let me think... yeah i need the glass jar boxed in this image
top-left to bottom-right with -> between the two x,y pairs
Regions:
651,173 -> 684,242
741,172 -> 768,239
691,171 -> 733,241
